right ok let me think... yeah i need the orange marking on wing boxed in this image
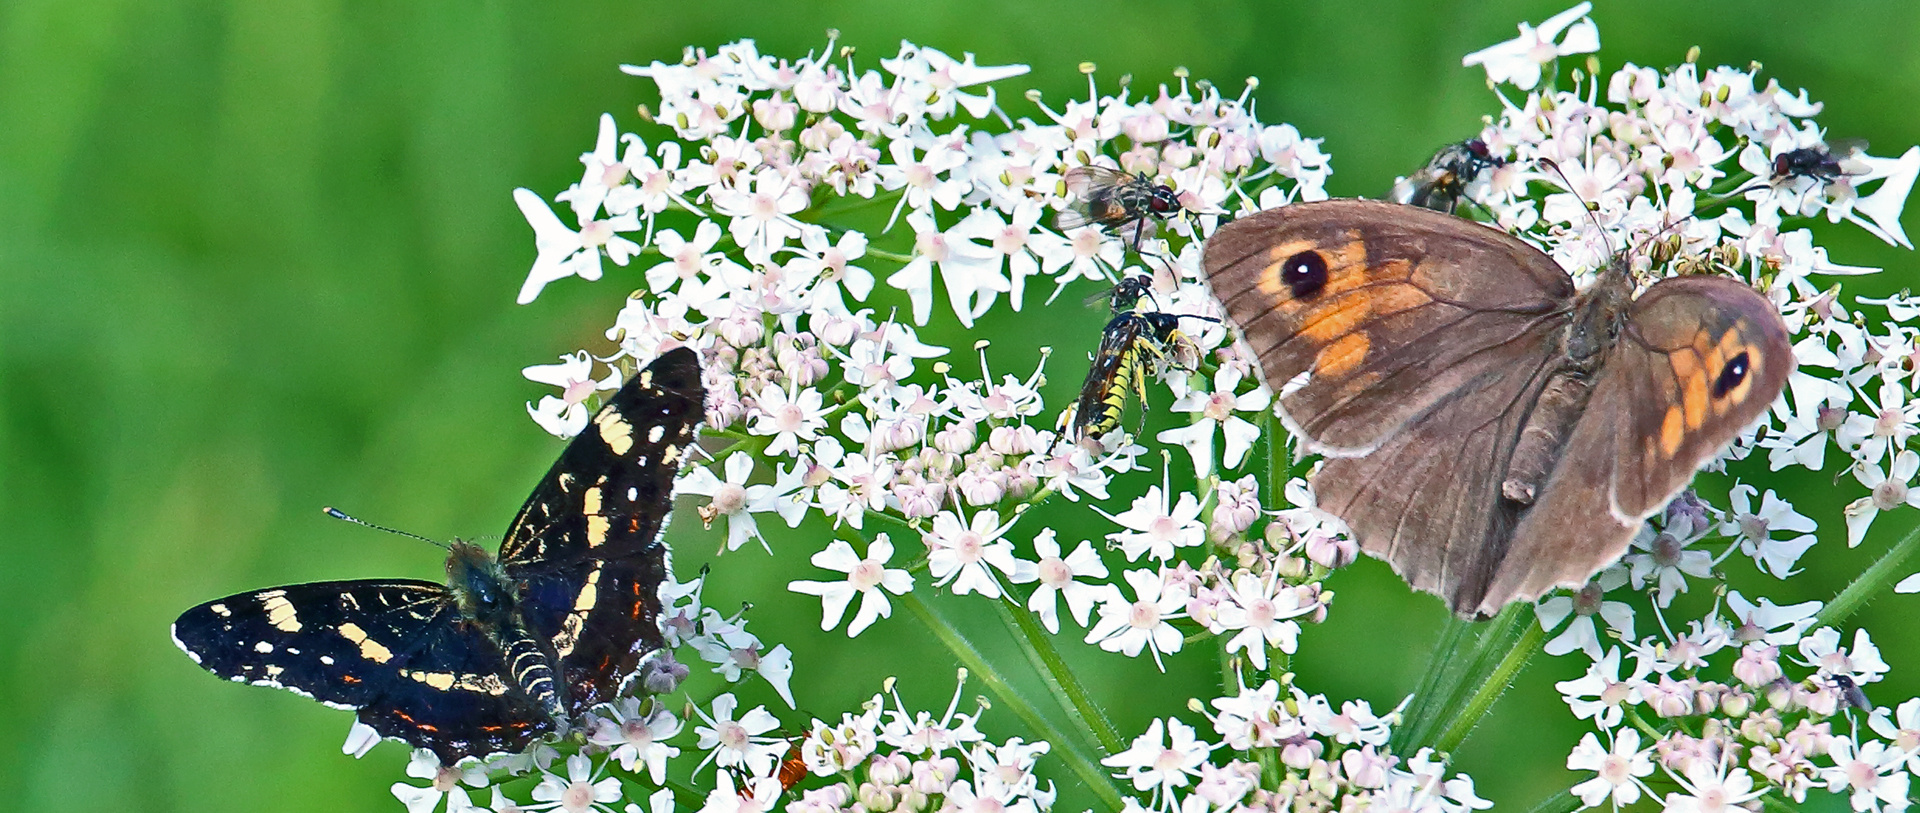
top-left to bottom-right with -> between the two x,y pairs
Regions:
1315,332 -> 1372,378
1682,369 -> 1708,430
1661,406 -> 1686,457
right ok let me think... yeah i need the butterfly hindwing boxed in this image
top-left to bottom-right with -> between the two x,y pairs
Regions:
1482,276 -> 1795,611
171,580 -> 553,761
499,346 -> 705,716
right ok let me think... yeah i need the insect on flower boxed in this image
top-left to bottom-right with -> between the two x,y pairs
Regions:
1772,139 -> 1869,186
1065,310 -> 1216,441
1056,166 -> 1183,253
1391,139 -> 1505,214
1084,273 -> 1157,314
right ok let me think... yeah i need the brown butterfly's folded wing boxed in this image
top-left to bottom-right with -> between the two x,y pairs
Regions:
1203,200 -> 1576,454
1312,325 -> 1565,608
1476,276 -> 1794,616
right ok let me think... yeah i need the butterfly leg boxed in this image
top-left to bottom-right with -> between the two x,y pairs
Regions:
1502,370 -> 1595,504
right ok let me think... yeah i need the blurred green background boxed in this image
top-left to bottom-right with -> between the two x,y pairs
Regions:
5,0 -> 1918,810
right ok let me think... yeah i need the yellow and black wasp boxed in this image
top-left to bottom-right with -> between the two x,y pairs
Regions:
1391,139 -> 1504,214
1056,166 -> 1183,253
1066,310 -> 1214,442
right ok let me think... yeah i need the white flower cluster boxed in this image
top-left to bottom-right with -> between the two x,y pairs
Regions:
1102,679 -> 1489,813
1451,3 -> 1920,810
513,33 -> 1340,687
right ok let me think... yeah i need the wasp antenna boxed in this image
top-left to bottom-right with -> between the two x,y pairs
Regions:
322,506 -> 450,550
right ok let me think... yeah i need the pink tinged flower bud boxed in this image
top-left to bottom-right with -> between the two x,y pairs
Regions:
955,468 -> 1006,506
896,482 -> 943,519
1801,683 -> 1839,717
1280,740 -> 1322,770
720,313 -> 765,347
1720,689 -> 1753,718
1648,677 -> 1694,718
1738,710 -> 1783,742
752,97 -> 798,132
804,461 -> 834,489
1339,747 -> 1389,789
884,420 -> 925,453
869,753 -> 911,785
640,652 -> 690,694
1764,679 -> 1798,712
796,786 -> 849,813
986,425 -> 1031,456
1187,588 -> 1223,629
1785,719 -> 1833,757
894,787 -> 928,813
1303,532 -> 1356,569
816,313 -> 858,347
856,782 -> 897,812
1694,683 -> 1726,716
1733,646 -> 1783,687
934,421 -> 977,455
910,758 -> 958,794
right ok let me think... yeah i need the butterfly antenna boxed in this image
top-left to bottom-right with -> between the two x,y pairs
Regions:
1537,157 -> 1618,262
322,506 -> 451,550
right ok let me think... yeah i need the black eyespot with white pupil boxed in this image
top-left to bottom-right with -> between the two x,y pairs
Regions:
1713,351 -> 1751,398
1281,251 -> 1329,298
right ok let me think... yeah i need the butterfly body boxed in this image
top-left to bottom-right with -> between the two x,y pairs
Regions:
172,348 -> 705,761
1203,201 -> 1792,617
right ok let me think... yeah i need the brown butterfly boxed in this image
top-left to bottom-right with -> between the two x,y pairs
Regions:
1202,200 -> 1793,618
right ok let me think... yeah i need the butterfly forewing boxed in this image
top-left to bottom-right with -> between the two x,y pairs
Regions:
498,347 -> 705,716
172,580 -> 553,761
1202,201 -> 1574,453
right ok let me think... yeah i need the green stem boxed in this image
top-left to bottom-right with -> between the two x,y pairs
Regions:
1760,793 -> 1804,813
867,247 -> 915,263
994,594 -> 1124,753
1432,606 -> 1546,755
1521,789 -> 1580,813
1815,518 -> 1920,628
899,591 -> 1125,811
1393,615 -> 1475,752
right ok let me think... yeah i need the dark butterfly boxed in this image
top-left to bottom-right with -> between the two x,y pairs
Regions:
1391,139 -> 1505,215
171,347 -> 706,762
1066,310 -> 1212,441
1202,201 -> 1792,617
1056,166 -> 1182,253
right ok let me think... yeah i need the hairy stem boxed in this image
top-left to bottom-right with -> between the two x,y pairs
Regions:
1434,606 -> 1546,754
995,593 -> 1124,753
1816,518 -> 1920,628
899,591 -> 1125,810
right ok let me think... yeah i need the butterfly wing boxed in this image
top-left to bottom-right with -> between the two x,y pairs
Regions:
171,580 -> 552,761
498,347 -> 705,717
1477,275 -> 1795,615
1312,323 -> 1565,608
1203,200 -> 1576,455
